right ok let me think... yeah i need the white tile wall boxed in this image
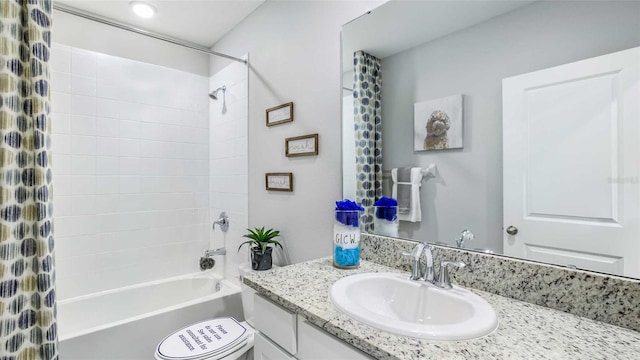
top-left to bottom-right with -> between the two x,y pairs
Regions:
51,44 -> 211,300
209,58 -> 249,282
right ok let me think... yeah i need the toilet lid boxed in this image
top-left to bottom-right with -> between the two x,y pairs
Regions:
156,317 -> 249,360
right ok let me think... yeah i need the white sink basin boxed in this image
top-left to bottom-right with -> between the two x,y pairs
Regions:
329,272 -> 498,340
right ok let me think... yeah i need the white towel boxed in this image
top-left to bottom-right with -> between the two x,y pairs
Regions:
391,167 -> 423,222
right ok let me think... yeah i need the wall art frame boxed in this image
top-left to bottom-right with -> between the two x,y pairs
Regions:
414,94 -> 463,151
285,133 -> 319,157
265,172 -> 293,191
266,102 -> 294,127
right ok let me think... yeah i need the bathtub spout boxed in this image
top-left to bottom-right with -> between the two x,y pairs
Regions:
204,248 -> 226,257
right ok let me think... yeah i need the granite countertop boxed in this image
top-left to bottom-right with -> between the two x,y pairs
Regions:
244,257 -> 640,360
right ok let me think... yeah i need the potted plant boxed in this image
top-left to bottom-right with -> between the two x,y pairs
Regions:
239,227 -> 283,270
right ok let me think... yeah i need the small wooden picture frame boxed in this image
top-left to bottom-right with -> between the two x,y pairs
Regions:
266,102 -> 294,126
265,173 -> 293,191
285,133 -> 319,157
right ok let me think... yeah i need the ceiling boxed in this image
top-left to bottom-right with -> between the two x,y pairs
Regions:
56,0 -> 266,48
343,0 -> 535,71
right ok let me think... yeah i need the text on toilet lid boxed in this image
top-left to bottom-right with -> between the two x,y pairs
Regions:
179,325 -> 229,351
158,318 -> 247,358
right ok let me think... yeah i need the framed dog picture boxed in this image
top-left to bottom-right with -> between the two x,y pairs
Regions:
414,94 -> 463,151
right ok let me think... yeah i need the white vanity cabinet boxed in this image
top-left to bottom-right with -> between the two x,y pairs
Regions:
254,332 -> 296,360
253,294 -> 373,360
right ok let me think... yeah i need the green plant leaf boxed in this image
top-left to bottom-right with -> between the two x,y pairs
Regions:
237,240 -> 257,252
260,241 -> 267,254
238,226 -> 283,254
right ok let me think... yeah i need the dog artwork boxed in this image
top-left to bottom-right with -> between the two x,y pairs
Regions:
423,110 -> 450,150
414,94 -> 463,151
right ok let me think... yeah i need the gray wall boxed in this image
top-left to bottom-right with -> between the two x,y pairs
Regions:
381,1 -> 640,251
209,1 -> 383,263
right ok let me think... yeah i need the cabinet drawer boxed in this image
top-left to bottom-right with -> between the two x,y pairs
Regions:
297,318 -> 373,360
254,332 -> 296,360
253,294 -> 297,354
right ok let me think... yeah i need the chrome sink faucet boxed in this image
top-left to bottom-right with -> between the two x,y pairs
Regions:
405,243 -> 465,289
405,242 -> 424,280
405,242 -> 434,282
422,244 -> 435,282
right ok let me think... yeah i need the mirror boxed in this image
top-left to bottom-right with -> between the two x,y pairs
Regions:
342,0 -> 640,278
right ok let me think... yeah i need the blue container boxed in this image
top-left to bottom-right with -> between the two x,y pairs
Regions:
333,210 -> 360,268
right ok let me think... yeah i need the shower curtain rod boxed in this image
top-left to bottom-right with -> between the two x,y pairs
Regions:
53,3 -> 247,64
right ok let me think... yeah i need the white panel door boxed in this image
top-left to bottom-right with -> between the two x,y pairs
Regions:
503,47 -> 640,278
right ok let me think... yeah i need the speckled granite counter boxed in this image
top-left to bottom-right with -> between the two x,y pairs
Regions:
361,234 -> 640,332
244,258 -> 640,360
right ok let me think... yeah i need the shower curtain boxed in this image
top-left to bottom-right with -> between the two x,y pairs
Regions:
353,50 -> 382,232
0,1 -> 58,359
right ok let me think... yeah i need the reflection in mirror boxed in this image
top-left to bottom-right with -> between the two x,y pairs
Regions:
352,51 -> 383,232
342,0 -> 640,278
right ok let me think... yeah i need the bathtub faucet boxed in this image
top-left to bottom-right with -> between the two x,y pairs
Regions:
204,248 -> 226,257
200,248 -> 225,271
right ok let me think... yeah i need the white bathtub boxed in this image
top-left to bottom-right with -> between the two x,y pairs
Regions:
58,272 -> 244,360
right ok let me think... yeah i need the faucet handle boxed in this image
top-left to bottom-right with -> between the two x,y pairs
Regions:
435,260 -> 466,289
213,212 -> 230,232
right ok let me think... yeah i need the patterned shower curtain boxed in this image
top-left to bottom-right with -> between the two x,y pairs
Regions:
353,51 -> 382,232
0,0 -> 57,359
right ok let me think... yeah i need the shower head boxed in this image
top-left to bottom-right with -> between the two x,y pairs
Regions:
209,85 -> 226,100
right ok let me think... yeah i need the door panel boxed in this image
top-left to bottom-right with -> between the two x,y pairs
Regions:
524,244 -> 623,275
526,73 -> 618,221
503,47 -> 640,277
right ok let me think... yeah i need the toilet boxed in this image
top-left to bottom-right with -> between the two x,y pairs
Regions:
154,265 -> 263,360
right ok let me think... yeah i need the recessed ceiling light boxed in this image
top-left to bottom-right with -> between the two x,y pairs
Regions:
130,1 -> 156,19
